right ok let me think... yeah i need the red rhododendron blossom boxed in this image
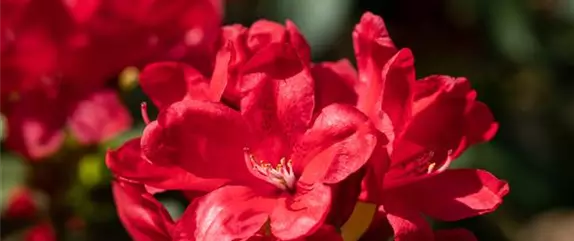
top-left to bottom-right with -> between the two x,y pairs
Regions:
112,180 -> 175,241
342,12 -> 509,240
2,87 -> 132,160
24,222 -> 56,241
0,0 -> 222,160
3,187 -> 37,219
139,40 -> 377,239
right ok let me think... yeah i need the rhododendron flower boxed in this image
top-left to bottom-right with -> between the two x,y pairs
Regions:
110,28 -> 373,240
3,187 -> 37,219
141,44 -> 376,240
1,187 -> 55,241
336,12 -> 509,240
2,87 -> 132,160
1,0 -> 222,160
24,222 -> 56,241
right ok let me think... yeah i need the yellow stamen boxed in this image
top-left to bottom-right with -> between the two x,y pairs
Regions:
427,162 -> 436,173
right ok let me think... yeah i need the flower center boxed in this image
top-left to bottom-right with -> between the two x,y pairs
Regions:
395,151 -> 438,177
245,150 -> 296,192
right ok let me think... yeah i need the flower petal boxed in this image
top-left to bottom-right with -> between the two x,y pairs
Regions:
24,222 -> 56,241
285,20 -> 311,64
240,43 -> 314,164
312,59 -> 358,112
356,48 -> 415,142
404,169 -> 509,221
355,204 -> 393,241
434,229 -> 477,241
407,76 -> 498,158
3,90 -> 66,160
247,20 -> 287,52
270,182 -> 331,240
106,138 -> 226,192
214,25 -> 250,106
353,12 -> 397,82
5,187 -> 37,219
246,19 -> 311,62
296,104 -> 376,184
112,180 -> 174,241
68,89 -> 132,144
381,197 -> 434,241
141,100 -> 256,185
139,62 -> 211,109
327,169 -> 366,228
353,12 -> 413,146
173,185 -> 275,241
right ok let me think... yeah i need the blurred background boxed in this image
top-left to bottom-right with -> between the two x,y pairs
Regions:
2,0 -> 574,240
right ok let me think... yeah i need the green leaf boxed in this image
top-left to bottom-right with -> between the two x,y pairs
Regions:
0,154 -> 26,208
0,113 -> 6,141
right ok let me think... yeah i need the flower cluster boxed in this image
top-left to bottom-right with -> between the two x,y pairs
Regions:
107,12 -> 509,241
1,0 -> 221,160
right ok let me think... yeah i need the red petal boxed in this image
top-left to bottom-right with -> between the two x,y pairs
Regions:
174,185 -> 275,241
240,43 -> 314,164
141,100 -> 257,185
463,101 -> 499,150
24,223 -> 56,241
285,20 -> 311,63
381,197 -> 434,241
434,229 -> 477,241
112,180 -> 174,241
358,207 -> 394,241
312,59 -> 358,112
353,12 -> 397,81
215,25 -> 250,105
106,138 -> 226,192
68,89 -> 132,144
357,48 -> 415,142
404,169 -> 509,221
327,169 -> 365,227
407,76 -> 498,159
139,62 -> 211,109
296,104 -> 376,184
379,49 -> 415,135
3,90 -> 66,160
5,187 -> 37,219
247,20 -> 287,52
221,24 -> 250,66
63,0 -> 99,23
270,183 -> 331,240
209,40 -> 232,102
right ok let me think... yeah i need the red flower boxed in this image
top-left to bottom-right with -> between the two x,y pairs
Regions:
24,222 -> 56,241
320,12 -> 509,240
1,0 -> 222,160
138,40 -> 376,240
112,180 -> 175,241
2,87 -> 132,160
3,187 -> 38,219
